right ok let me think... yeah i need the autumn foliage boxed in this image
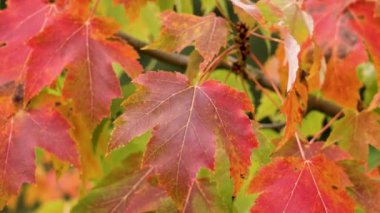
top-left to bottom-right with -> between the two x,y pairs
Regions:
0,0 -> 380,212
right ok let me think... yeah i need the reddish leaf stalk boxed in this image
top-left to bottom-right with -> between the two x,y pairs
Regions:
295,132 -> 306,160
249,52 -> 284,103
245,69 -> 282,110
199,45 -> 237,81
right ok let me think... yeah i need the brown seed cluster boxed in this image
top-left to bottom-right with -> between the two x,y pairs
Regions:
232,22 -> 250,78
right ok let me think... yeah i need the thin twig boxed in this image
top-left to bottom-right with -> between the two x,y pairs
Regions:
259,122 -> 285,130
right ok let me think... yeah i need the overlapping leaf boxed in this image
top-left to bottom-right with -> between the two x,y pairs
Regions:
326,110 -> 380,161
273,141 -> 352,162
72,154 -> 171,213
340,161 -> 380,213
284,33 -> 301,92
73,153 -> 226,213
280,70 -> 308,149
25,1 -> 143,127
305,0 -> 368,108
257,0 -> 313,44
349,1 -> 380,85
231,0 -> 263,26
109,71 -> 257,208
249,155 -> 355,212
114,0 -> 154,20
147,11 -> 228,71
183,178 -> 226,213
0,0 -> 61,86
300,43 -> 325,91
0,108 -> 78,208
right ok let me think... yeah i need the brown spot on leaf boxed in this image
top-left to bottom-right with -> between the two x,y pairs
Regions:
12,83 -> 24,108
339,27 -> 357,47
324,47 -> 332,63
337,44 -> 349,59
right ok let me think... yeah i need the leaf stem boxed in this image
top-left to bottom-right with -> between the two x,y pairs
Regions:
309,110 -> 343,144
250,32 -> 284,44
248,25 -> 260,35
89,0 -> 100,18
295,132 -> 306,160
249,53 -> 284,103
244,68 -> 282,110
199,45 -> 236,82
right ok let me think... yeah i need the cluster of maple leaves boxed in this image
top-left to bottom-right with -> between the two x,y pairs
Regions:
0,0 -> 380,212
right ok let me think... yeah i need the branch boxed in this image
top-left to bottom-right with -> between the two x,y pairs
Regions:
259,122 -> 285,131
117,32 -> 341,117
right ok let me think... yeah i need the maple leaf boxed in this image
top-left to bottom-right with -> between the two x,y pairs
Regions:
284,33 -> 301,92
300,43 -> 325,91
325,110 -> 380,162
25,3 -> 143,127
43,94 -> 103,180
349,1 -> 380,86
0,0 -> 61,86
114,0 -> 155,20
279,70 -> 308,149
147,11 -> 228,71
273,141 -> 351,162
72,154 -> 174,213
231,0 -> 263,26
340,160 -> 380,213
305,0 -> 368,108
109,71 -> 257,207
0,108 -> 78,208
183,178 -> 227,213
249,155 -> 355,212
257,0 -> 313,44
73,152 -> 226,213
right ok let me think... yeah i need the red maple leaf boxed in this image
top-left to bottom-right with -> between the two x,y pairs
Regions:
0,108 -> 78,208
109,71 -> 257,208
25,1 -> 143,126
304,0 -> 368,108
249,155 -> 355,212
0,0 -> 63,86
